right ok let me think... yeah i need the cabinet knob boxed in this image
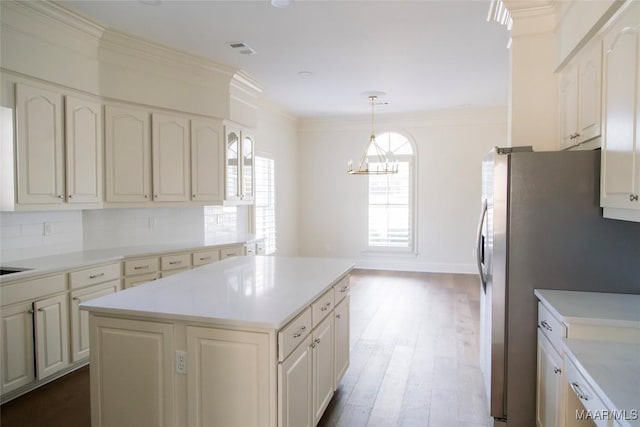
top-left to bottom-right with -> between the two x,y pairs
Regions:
144,195 -> 148,198
540,320 -> 552,332
57,195 -> 63,199
68,194 -> 73,198
28,309 -> 34,314
630,194 -> 639,202
553,367 -> 561,374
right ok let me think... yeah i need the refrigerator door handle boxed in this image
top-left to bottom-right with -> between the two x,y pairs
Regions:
476,199 -> 488,290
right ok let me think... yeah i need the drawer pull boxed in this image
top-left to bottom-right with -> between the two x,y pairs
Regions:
336,314 -> 341,319
89,273 -> 105,279
570,382 -> 590,401
169,261 -> 182,265
320,302 -> 331,312
292,326 -> 307,338
134,265 -> 149,270
311,338 -> 321,348
553,367 -> 561,374
199,256 -> 212,261
73,297 -> 80,301
540,320 -> 553,332
339,286 -> 349,293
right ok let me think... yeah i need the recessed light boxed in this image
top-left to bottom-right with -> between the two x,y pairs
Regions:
298,71 -> 313,77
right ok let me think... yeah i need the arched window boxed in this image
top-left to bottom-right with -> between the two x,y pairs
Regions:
367,132 -> 415,250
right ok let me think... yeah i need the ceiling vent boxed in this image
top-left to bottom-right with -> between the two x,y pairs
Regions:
227,42 -> 256,55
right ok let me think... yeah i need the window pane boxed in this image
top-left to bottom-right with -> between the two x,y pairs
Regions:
255,156 -> 276,254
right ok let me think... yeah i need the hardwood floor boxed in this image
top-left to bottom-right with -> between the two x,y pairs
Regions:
0,270 -> 490,427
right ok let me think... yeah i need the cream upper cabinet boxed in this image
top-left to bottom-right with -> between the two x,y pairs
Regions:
65,95 -> 102,204
191,119 -> 224,203
224,123 -> 255,204
15,84 -> 64,204
105,105 -> 152,203
152,112 -> 190,202
600,1 -> 640,221
559,42 -> 602,149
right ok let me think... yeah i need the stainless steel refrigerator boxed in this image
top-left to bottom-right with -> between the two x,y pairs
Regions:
475,147 -> 640,427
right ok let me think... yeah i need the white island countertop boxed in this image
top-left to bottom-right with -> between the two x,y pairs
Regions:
81,256 -> 355,330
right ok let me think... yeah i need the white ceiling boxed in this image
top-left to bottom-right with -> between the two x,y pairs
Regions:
61,0 -> 511,117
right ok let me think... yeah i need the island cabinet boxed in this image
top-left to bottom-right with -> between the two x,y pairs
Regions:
83,256 -> 354,427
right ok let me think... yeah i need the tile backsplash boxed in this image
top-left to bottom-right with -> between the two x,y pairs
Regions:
0,210 -> 83,262
0,206 -> 243,262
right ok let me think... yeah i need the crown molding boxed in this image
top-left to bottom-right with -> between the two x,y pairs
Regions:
230,70 -> 264,99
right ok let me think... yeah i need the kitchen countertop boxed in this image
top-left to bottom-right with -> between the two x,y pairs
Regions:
534,289 -> 640,329
81,256 -> 355,330
564,339 -> 640,427
0,234 -> 260,283
536,289 -> 640,427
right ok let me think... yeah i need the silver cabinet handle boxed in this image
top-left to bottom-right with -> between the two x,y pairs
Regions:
553,367 -> 561,374
320,302 -> 331,312
28,309 -> 34,314
68,194 -> 73,198
169,261 -> 182,265
73,297 -> 80,301
199,256 -> 212,261
570,382 -> 589,401
540,320 -> 552,332
292,326 -> 307,338
630,194 -> 639,202
134,265 -> 149,270
37,308 -> 44,312
336,314 -> 341,319
339,286 -> 349,293
89,273 -> 105,279
311,338 -> 321,348
57,195 -> 63,199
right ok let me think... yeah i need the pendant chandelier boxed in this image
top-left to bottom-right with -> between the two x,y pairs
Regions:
347,95 -> 398,175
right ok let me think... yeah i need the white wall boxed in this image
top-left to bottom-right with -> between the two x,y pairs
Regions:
255,100 -> 300,256
298,107 -> 507,273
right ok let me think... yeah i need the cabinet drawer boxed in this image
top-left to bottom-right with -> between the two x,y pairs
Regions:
278,307 -> 311,362
220,246 -> 244,259
124,257 -> 159,276
69,263 -> 121,290
124,272 -> 159,288
160,253 -> 191,271
312,288 -> 334,328
564,355 -> 609,427
192,249 -> 220,266
333,276 -> 350,305
1,273 -> 67,306
538,303 -> 566,352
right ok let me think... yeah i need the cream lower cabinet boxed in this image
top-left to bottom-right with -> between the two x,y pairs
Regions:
0,273 -> 68,396
186,326 -> 272,427
536,330 -> 563,427
70,280 -> 120,362
278,335 -> 313,427
334,296 -> 350,386
89,316 -> 175,427
311,315 -> 334,426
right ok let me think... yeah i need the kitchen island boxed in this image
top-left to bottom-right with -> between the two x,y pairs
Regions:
82,256 -> 354,427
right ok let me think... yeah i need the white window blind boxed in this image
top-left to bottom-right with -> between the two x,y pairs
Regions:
367,132 -> 414,249
255,156 -> 276,254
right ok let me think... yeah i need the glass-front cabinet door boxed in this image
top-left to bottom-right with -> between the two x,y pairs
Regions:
225,128 -> 240,202
224,123 -> 255,204
242,134 -> 254,202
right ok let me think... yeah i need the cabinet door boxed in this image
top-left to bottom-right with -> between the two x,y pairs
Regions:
601,5 -> 640,210
242,133 -> 255,202
65,95 -> 102,204
70,280 -> 120,362
186,326 -> 271,427
536,330 -> 563,427
278,335 -> 312,427
577,43 -> 602,143
34,294 -> 69,380
191,119 -> 224,202
225,126 -> 242,202
105,105 -> 151,203
152,113 -> 190,202
0,302 -> 35,395
312,315 -> 334,425
560,67 -> 579,149
334,296 -> 350,387
15,84 -> 64,204
90,316 -> 175,427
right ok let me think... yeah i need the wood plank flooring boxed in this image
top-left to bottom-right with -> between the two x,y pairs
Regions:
0,269 -> 491,427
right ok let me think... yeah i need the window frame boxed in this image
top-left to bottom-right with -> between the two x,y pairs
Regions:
365,131 -> 418,254
252,153 -> 277,255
